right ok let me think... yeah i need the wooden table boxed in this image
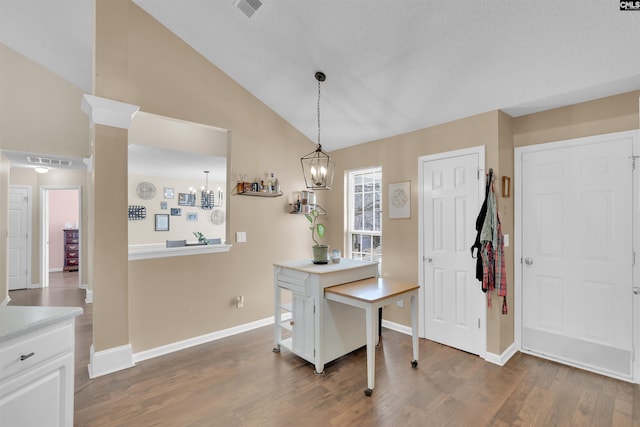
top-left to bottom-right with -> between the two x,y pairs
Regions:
324,277 -> 420,396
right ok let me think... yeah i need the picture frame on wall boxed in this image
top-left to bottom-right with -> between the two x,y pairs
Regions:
170,208 -> 181,216
178,192 -> 196,206
160,201 -> 168,210
186,212 -> 198,222
389,181 -> 411,219
155,214 -> 170,231
164,187 -> 174,199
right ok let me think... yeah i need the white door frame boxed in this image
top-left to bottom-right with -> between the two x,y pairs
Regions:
514,129 -> 640,384
418,145 -> 487,359
8,185 -> 33,290
40,185 -> 82,288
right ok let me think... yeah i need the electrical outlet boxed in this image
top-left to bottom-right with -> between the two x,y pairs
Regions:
236,296 -> 244,308
396,299 -> 403,308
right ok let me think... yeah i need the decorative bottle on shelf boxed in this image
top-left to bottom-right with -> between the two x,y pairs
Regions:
267,173 -> 273,194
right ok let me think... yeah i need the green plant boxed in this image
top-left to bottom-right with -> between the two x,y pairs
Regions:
305,209 -> 326,246
193,231 -> 208,245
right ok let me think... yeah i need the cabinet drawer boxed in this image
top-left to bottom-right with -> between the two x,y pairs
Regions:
66,244 -> 79,251
66,238 -> 79,244
66,252 -> 78,259
277,279 -> 305,294
65,258 -> 79,266
0,322 -> 73,381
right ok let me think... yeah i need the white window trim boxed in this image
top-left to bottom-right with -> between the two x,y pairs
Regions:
346,166 -> 382,264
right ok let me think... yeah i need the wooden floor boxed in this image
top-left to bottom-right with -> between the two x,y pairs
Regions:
9,273 -> 640,427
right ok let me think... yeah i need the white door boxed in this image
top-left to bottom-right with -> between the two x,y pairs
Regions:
420,148 -> 485,356
8,186 -> 31,290
520,133 -> 634,379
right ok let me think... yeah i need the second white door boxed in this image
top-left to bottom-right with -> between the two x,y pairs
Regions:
421,148 -> 484,356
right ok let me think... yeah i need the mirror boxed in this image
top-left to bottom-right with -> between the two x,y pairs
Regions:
128,112 -> 229,247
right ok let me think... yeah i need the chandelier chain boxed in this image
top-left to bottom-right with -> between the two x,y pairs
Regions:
317,78 -> 321,148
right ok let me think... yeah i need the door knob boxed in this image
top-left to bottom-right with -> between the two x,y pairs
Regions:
524,258 -> 534,266
424,257 -> 433,263
633,287 -> 640,295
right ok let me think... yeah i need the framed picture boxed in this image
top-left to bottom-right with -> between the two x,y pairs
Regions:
178,192 -> 196,206
160,201 -> 168,210
389,181 -> 411,219
164,187 -> 174,199
186,212 -> 198,222
155,214 -> 170,231
170,208 -> 182,216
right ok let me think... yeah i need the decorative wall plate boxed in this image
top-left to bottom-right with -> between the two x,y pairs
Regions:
136,182 -> 157,200
211,209 -> 225,225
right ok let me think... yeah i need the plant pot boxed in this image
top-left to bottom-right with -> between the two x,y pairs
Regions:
312,245 -> 330,264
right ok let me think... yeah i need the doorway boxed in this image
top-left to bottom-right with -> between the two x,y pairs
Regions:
40,186 -> 82,289
515,130 -> 639,382
418,146 -> 486,357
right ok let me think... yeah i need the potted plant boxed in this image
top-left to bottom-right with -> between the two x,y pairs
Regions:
306,209 -> 329,264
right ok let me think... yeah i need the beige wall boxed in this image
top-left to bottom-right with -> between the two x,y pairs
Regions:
128,175 -> 226,245
513,91 -> 640,147
326,92 -> 639,355
96,0 -> 317,353
0,44 -> 90,158
2,0 -> 638,359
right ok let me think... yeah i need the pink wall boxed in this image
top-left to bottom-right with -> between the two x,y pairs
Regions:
49,189 -> 79,270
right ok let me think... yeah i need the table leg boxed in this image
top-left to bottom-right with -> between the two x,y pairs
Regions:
410,294 -> 418,366
364,306 -> 377,396
273,286 -> 281,353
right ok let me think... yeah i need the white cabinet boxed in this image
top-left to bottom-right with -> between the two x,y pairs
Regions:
273,258 -> 378,374
0,307 -> 82,427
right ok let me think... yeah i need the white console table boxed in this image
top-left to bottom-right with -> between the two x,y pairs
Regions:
273,258 -> 378,374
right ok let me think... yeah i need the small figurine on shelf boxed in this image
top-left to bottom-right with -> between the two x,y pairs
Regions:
193,231 -> 208,245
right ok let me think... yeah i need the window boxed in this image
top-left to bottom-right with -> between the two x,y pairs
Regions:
347,167 -> 382,265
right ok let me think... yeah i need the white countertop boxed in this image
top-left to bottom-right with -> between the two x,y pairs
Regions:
0,306 -> 83,343
273,258 -> 378,274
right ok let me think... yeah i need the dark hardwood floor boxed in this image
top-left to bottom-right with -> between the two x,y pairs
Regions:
9,273 -> 640,426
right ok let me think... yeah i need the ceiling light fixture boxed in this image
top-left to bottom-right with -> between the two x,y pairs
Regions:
34,167 -> 49,174
200,170 -> 215,210
301,71 -> 335,190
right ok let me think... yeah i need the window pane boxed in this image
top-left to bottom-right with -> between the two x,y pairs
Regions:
348,167 -> 382,266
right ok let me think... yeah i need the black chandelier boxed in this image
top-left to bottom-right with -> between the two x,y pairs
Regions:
300,71 -> 335,190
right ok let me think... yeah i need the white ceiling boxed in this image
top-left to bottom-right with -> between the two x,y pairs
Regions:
1,0 -> 639,154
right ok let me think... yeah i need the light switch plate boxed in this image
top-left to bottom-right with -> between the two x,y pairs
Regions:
504,234 -> 509,247
236,231 -> 247,243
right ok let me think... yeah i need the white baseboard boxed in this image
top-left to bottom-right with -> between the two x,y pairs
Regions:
133,315 -> 276,364
84,288 -> 93,304
88,344 -> 134,379
381,319 -> 413,336
49,267 -> 63,273
1,296 -> 10,306
484,342 -> 517,366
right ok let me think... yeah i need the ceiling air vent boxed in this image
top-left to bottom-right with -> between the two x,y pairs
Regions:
26,156 -> 73,167
234,0 -> 262,18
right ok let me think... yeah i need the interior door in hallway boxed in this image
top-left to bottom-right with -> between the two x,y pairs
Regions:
421,148 -> 484,356
520,133 -> 634,379
8,186 -> 31,290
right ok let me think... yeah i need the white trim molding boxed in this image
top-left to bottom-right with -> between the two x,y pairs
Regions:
133,316 -> 274,364
485,343 -> 517,366
81,94 -> 140,129
1,296 -> 10,306
88,344 -> 134,379
128,243 -> 232,261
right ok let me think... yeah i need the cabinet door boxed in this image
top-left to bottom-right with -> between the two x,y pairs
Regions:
0,353 -> 73,427
291,294 -> 314,363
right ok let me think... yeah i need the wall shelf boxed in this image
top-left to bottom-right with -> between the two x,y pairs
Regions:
237,191 -> 283,198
